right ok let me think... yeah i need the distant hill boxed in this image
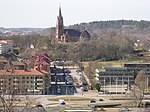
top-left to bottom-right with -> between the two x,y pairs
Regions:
68,20 -> 150,31
2,20 -> 150,39
40,20 -> 150,39
0,27 -> 43,36
66,20 -> 150,39
0,27 -> 43,34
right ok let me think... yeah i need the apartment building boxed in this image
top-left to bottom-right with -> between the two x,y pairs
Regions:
0,40 -> 13,54
0,69 -> 50,95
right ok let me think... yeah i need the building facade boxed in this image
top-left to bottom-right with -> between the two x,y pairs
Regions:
95,67 -> 135,94
56,6 -> 91,42
0,69 -> 50,95
96,63 -> 150,94
0,40 -> 13,54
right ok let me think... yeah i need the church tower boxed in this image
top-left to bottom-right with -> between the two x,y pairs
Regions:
56,6 -> 64,40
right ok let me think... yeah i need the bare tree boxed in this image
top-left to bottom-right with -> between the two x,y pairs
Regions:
0,82 -> 33,112
131,70 -> 147,107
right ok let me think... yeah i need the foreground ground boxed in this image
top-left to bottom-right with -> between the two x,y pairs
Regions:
27,90 -> 149,112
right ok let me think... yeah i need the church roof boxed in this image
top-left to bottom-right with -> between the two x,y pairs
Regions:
80,30 -> 91,38
64,29 -> 81,37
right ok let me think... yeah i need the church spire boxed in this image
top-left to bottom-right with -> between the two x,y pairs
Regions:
59,4 -> 62,17
56,4 -> 64,40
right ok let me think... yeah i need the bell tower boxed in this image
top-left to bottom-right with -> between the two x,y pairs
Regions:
56,6 -> 64,40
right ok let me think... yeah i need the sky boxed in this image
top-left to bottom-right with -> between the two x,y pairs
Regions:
0,0 -> 150,28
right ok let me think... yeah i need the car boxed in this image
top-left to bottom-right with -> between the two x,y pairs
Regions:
65,77 -> 73,82
59,99 -> 65,105
120,107 -> 129,112
81,86 -> 88,92
96,98 -> 103,101
57,88 -> 61,94
76,68 -> 82,73
64,68 -> 71,73
65,75 -> 72,80
89,100 -> 96,103
66,81 -> 73,85
57,77 -> 60,82
57,85 -> 61,94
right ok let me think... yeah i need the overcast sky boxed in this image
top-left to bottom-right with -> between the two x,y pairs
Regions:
0,0 -> 150,28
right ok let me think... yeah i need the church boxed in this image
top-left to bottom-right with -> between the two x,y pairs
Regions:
56,6 -> 91,42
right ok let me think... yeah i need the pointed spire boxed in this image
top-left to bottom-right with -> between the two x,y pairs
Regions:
59,4 -> 62,17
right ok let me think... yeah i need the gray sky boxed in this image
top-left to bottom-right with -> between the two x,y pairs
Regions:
0,0 -> 150,28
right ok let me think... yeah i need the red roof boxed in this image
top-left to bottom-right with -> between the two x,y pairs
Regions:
0,69 -> 48,76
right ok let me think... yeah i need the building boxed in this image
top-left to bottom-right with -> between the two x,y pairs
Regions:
0,58 -> 8,70
56,6 -> 91,42
95,63 -> 150,94
0,69 -> 50,95
124,63 -> 150,91
0,40 -> 13,54
95,67 -> 135,94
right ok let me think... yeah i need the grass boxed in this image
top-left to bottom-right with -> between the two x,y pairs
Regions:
82,59 -> 145,68
48,96 -> 95,101
46,95 -> 139,112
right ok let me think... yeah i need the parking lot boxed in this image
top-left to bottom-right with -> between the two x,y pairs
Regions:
50,84 -> 77,95
50,66 -> 77,95
49,65 -> 90,96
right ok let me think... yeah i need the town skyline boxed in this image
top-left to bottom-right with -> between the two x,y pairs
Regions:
0,0 -> 150,28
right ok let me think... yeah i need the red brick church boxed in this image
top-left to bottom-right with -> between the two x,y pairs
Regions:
56,6 -> 91,42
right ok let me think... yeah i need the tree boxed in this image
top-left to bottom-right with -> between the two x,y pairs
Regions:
0,89 -> 32,112
95,83 -> 101,92
0,75 -> 35,112
131,70 -> 147,107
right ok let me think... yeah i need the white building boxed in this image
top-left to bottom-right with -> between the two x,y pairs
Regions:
0,40 -> 13,54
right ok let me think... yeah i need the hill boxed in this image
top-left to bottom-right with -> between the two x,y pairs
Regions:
1,20 -> 150,61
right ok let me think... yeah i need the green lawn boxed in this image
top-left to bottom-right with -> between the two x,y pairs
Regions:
48,96 -> 95,101
82,59 -> 144,68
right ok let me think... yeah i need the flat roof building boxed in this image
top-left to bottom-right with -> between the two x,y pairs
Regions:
96,63 -> 150,94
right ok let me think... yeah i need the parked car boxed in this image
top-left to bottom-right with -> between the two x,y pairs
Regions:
64,68 -> 71,73
66,77 -> 73,85
76,69 -> 82,73
57,85 -> 61,94
81,86 -> 88,92
66,81 -> 73,85
65,75 -> 72,80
